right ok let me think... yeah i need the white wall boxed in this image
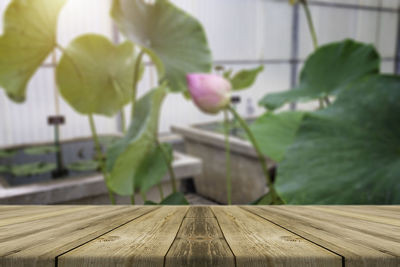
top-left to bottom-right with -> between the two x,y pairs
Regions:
0,0 -> 399,146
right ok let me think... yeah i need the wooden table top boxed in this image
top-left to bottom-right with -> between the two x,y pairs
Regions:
0,205 -> 399,267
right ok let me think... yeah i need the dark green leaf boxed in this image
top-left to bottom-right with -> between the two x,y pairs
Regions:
230,66 -> 264,91
144,200 -> 158,205
0,0 -> 66,102
251,192 -> 285,205
24,145 -> 58,155
0,149 -> 16,158
111,0 -> 212,92
11,162 -> 56,176
276,75 -> 400,204
57,34 -> 136,116
106,86 -> 166,195
67,160 -> 99,172
0,165 -> 9,173
160,192 -> 189,205
250,111 -> 305,162
259,39 -> 380,110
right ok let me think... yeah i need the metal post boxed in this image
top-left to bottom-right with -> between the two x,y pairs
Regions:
395,6 -> 400,74
290,3 -> 300,110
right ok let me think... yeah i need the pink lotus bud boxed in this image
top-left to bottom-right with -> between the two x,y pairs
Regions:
186,73 -> 231,114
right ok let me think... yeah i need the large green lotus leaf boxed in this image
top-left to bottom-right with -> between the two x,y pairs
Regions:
250,111 -> 305,162
276,75 -> 400,204
137,143 -> 172,194
259,39 -> 380,110
0,0 -> 66,102
24,145 -> 58,155
111,0 -> 212,92
11,162 -> 56,176
56,34 -> 135,116
106,86 -> 166,195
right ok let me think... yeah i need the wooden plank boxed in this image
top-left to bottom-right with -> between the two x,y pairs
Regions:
58,206 -> 188,267
0,206 -> 157,267
0,205 -> 77,220
244,206 -> 400,267
185,206 -> 215,218
212,206 -> 341,267
0,206 -> 92,226
165,206 -> 235,267
308,206 -> 400,226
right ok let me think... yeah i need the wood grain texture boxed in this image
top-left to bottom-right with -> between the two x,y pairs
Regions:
165,206 -> 235,267
212,206 -> 341,267
58,206 -> 188,267
0,206 -> 157,267
0,205 -> 399,267
243,206 -> 400,267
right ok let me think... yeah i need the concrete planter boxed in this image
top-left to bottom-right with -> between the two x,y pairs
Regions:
0,137 -> 202,204
172,123 -> 275,204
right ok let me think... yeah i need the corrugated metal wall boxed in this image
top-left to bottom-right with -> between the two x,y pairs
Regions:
0,0 -> 399,147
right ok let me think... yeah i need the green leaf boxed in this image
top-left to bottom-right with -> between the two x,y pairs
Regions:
11,162 -> 56,176
56,34 -> 136,116
0,0 -> 66,102
160,192 -> 189,205
251,192 -> 285,205
223,69 -> 233,80
259,39 -> 380,110
24,145 -> 58,155
250,111 -> 305,162
230,66 -> 264,91
137,143 -> 172,194
0,165 -> 9,173
67,160 -> 99,172
0,149 -> 16,158
106,86 -> 166,195
111,0 -> 212,92
276,75 -> 400,204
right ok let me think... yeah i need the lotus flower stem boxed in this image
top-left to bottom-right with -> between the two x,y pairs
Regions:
227,106 -> 272,186
300,0 -> 318,49
223,110 -> 232,205
131,49 -> 145,118
88,114 -> 116,205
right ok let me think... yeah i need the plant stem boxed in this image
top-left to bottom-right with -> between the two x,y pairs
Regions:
120,108 -> 126,133
227,106 -> 283,204
88,114 -> 116,205
227,106 -> 272,187
131,50 -> 145,119
157,140 -> 177,193
130,195 -> 135,205
158,183 -> 164,200
300,0 -> 318,49
223,110 -> 232,205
